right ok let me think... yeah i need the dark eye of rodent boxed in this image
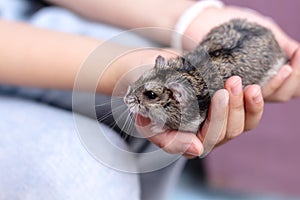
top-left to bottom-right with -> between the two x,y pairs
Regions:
143,90 -> 158,100
210,50 -> 221,57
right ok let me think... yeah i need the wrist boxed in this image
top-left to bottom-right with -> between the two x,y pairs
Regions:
172,0 -> 224,50
136,0 -> 194,46
183,6 -> 225,49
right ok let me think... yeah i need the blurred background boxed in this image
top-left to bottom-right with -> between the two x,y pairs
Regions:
174,0 -> 300,199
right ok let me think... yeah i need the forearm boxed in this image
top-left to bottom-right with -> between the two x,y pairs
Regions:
46,0 -> 194,45
0,20 -> 172,95
0,20 -> 101,90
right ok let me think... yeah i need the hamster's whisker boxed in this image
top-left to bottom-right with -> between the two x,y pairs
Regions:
94,97 -> 124,107
109,108 -> 129,130
120,111 -> 135,136
111,104 -> 129,118
94,101 -> 111,107
119,79 -> 132,86
96,104 -> 126,122
126,116 -> 136,138
97,111 -> 113,122
125,110 -> 141,139
120,112 -> 136,140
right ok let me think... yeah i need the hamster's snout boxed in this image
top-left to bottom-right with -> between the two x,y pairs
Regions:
124,94 -> 139,106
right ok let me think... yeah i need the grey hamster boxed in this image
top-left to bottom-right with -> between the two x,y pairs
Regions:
124,19 -> 288,133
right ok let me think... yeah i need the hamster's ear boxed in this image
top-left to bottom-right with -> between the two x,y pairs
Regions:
154,55 -> 167,69
167,81 -> 194,106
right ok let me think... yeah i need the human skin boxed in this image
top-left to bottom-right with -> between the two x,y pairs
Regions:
1,0 -> 299,157
45,0 -> 300,156
0,19 -> 263,158
45,0 -> 300,100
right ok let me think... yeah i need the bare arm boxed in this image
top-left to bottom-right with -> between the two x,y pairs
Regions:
0,20 -> 173,94
0,20 -> 100,89
46,0 -> 194,45
0,15 -> 264,158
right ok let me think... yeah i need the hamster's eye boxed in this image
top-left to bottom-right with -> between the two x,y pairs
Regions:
210,50 -> 221,57
143,90 -> 158,100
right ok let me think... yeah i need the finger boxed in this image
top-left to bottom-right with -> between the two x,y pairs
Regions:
293,46 -> 300,97
284,47 -> 300,97
198,89 -> 229,157
147,131 -> 203,156
281,36 -> 299,59
261,18 -> 298,58
266,48 -> 300,101
284,46 -> 300,98
182,153 -> 198,159
244,85 -> 264,131
262,65 -> 293,99
224,76 -> 245,139
135,115 -> 204,155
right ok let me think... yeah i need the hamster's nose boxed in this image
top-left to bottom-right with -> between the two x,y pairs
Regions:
124,96 -> 128,104
136,97 -> 140,104
124,96 -> 140,105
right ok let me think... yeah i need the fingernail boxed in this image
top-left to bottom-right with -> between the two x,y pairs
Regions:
184,143 -> 200,156
231,77 -> 242,96
252,87 -> 263,104
280,65 -> 292,80
217,90 -> 229,108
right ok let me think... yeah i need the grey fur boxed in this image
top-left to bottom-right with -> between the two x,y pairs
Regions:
124,19 -> 288,133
